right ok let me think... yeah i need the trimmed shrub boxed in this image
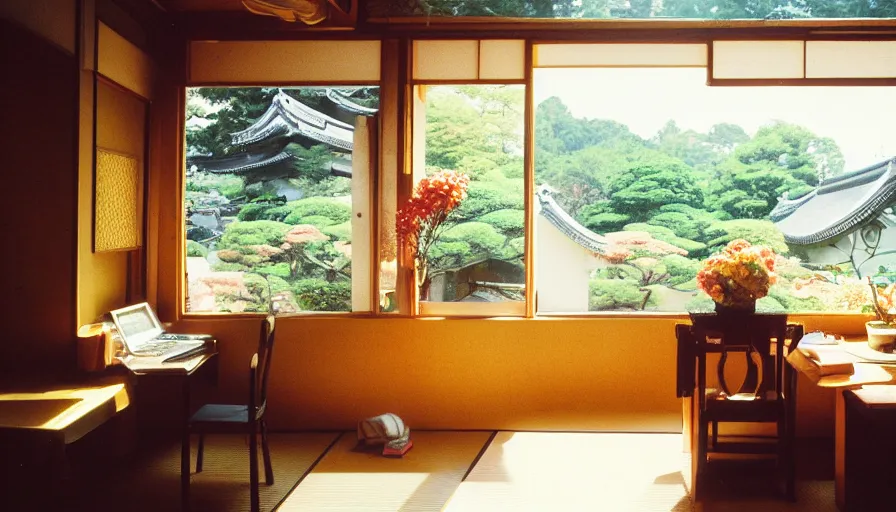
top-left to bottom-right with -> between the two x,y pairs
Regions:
480,209 -> 525,238
589,278 -> 648,311
186,240 -> 208,258
219,220 -> 289,249
322,221 -> 352,242
282,197 -> 351,225
441,222 -> 506,257
293,279 -> 351,312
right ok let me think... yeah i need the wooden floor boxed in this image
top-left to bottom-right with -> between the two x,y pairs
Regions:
4,431 -> 837,512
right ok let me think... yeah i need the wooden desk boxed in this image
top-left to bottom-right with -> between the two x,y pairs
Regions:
786,340 -> 896,511
119,343 -> 219,512
0,375 -> 133,489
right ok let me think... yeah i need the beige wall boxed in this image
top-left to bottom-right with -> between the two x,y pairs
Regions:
168,313 -> 852,435
78,80 -> 147,325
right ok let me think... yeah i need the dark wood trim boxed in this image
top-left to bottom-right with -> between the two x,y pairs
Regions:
708,77 -> 896,86
705,38 -> 714,84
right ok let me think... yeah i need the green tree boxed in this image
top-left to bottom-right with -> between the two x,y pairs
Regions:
608,159 -> 705,222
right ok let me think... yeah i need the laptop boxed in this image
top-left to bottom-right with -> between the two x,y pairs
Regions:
109,302 -> 210,362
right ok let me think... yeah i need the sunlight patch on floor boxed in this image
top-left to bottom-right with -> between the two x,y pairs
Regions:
443,432 -> 691,512
278,431 -> 491,512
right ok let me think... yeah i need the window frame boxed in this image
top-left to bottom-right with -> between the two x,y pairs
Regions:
170,26 -> 896,320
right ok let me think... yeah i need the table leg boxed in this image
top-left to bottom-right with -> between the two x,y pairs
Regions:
835,388 -> 846,511
181,376 -> 191,511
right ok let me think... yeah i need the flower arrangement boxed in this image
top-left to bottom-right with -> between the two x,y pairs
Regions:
696,239 -> 777,308
396,169 -> 470,291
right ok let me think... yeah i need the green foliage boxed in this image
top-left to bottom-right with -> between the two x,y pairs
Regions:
322,221 -> 352,242
282,197 -> 352,225
292,279 -> 351,312
581,210 -> 630,234
479,209 -> 525,238
662,254 -> 702,288
186,240 -> 208,258
425,85 -> 524,179
705,219 -> 789,255
427,241 -> 473,270
300,215 -> 339,229
255,263 -> 292,279
409,0 -> 896,20
768,287 -> 826,312
608,159 -> 704,222
211,262 -> 247,272
589,278 -> 649,311
237,203 -> 272,222
219,220 -> 289,249
441,222 -> 507,257
452,182 -> 524,221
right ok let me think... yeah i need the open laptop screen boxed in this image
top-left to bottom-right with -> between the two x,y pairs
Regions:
110,302 -> 163,348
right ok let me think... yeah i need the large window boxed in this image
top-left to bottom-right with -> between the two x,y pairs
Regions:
184,86 -> 379,313
534,66 -> 896,313
369,1 -> 896,20
415,85 -> 527,308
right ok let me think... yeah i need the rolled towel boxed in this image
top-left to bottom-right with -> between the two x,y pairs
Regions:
357,413 -> 413,456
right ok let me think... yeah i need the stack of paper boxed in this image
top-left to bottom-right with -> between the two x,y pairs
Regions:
798,345 -> 856,377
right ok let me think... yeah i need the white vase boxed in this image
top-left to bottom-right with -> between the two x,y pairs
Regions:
866,321 -> 896,353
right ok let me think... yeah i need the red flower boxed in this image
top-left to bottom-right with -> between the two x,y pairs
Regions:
396,169 -> 470,264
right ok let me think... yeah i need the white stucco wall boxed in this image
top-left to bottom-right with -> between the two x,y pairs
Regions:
535,215 -> 604,313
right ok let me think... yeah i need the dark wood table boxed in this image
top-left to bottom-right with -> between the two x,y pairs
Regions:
119,343 -> 219,512
786,339 -> 896,510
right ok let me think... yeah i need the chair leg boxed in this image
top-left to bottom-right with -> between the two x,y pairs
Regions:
196,434 -> 205,473
696,417 -> 709,501
250,427 -> 260,512
711,421 -> 718,449
261,420 -> 274,485
181,432 -> 190,512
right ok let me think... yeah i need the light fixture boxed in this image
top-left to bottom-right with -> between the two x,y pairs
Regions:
242,0 -> 336,24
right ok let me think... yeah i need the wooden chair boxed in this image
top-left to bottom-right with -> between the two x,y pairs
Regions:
676,313 -> 804,501
182,315 -> 276,512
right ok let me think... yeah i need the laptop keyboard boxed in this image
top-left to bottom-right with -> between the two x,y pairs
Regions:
131,341 -> 180,357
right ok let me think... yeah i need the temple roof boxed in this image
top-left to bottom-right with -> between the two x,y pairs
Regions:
189,149 -> 293,174
326,89 -> 379,116
771,157 -> 896,246
230,90 -> 355,151
536,185 -> 613,256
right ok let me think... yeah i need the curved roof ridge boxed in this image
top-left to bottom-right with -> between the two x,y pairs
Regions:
774,159 -> 896,246
769,190 -> 816,222
536,185 -> 612,255
327,89 -> 379,116
230,91 -> 354,151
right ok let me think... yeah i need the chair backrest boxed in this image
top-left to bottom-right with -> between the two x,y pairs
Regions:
686,313 -> 788,399
250,315 -> 276,420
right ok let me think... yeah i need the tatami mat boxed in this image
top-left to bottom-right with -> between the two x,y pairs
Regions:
443,431 -> 692,512
66,432 -> 339,512
278,430 -> 493,512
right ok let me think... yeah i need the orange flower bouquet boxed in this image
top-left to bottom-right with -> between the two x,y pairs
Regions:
696,239 -> 777,310
396,169 -> 470,297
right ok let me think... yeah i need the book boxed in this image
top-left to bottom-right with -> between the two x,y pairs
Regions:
798,347 -> 856,377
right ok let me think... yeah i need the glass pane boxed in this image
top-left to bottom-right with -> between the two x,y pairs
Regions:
412,84 -> 526,304
184,86 -> 380,314
534,66 -> 896,314
369,1 -> 896,20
